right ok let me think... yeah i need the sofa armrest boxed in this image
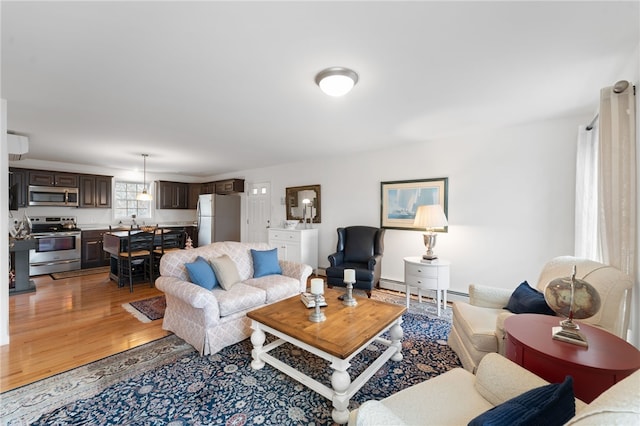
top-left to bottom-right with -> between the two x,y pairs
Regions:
469,284 -> 513,308
474,353 -> 550,406
279,260 -> 313,292
349,400 -> 408,426
155,276 -> 221,323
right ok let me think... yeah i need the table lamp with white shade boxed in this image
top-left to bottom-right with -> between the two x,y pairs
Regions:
413,204 -> 448,260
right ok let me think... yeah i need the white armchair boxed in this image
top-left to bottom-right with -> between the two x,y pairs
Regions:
447,256 -> 633,373
349,353 -> 640,426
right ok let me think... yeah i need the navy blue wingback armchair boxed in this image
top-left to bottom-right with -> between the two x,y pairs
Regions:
326,226 -> 385,298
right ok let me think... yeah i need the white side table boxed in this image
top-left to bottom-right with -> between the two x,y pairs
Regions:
403,257 -> 451,316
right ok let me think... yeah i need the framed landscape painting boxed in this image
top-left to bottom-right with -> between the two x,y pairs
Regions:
380,177 -> 448,230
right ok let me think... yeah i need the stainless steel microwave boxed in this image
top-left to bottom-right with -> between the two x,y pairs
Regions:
28,185 -> 79,207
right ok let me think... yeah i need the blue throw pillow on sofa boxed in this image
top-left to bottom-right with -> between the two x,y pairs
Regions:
251,248 -> 282,278
468,376 -> 575,426
505,281 -> 556,315
185,256 -> 218,290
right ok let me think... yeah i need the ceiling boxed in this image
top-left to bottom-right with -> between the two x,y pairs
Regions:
2,1 -> 639,178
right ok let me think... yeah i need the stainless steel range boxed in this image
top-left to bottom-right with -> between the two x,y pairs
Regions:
29,216 -> 81,276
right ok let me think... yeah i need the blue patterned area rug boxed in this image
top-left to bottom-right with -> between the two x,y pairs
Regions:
1,292 -> 460,425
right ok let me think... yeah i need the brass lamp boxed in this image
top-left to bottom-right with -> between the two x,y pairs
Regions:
413,204 -> 448,260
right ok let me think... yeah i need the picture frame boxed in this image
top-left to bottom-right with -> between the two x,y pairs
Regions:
380,177 -> 448,231
285,184 -> 321,223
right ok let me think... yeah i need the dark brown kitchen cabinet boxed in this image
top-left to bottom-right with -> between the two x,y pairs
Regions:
81,229 -> 110,269
214,179 -> 244,194
79,175 -> 112,208
188,183 -> 201,209
201,182 -> 215,194
155,181 -> 189,209
28,170 -> 78,187
9,168 -> 27,209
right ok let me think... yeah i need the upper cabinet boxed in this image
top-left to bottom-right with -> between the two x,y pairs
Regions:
188,183 -> 202,210
156,179 -> 243,209
28,170 -> 78,187
201,179 -> 245,195
155,181 -> 189,209
79,175 -> 112,208
215,179 -> 244,194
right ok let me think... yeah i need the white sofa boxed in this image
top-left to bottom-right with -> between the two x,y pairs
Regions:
448,256 -> 633,372
156,241 -> 312,355
349,352 -> 640,425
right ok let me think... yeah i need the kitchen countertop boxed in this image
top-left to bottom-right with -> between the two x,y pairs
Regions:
78,222 -> 198,231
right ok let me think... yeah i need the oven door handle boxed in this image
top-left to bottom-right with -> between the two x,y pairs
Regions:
32,232 -> 81,238
30,259 -> 80,267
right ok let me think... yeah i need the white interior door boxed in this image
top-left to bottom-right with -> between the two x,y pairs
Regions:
247,182 -> 271,243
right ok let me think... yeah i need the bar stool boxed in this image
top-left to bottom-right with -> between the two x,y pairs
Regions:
117,227 -> 156,292
150,228 -> 185,278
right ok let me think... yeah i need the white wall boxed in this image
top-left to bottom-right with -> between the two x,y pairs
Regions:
214,115 -> 584,295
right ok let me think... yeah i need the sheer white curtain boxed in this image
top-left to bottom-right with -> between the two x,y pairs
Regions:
575,82 -> 637,278
575,123 -> 601,260
598,84 -> 637,278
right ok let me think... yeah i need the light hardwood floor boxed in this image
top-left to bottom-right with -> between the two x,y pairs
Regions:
1,272 -> 169,392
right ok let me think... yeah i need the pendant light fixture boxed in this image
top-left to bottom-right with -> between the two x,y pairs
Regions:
137,154 -> 153,201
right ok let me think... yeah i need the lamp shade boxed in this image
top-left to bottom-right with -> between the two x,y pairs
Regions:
136,190 -> 152,201
413,204 -> 448,230
315,67 -> 358,97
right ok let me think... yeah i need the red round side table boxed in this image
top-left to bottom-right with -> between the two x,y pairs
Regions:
504,313 -> 640,403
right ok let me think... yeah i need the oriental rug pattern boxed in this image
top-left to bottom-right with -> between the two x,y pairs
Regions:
1,291 -> 459,426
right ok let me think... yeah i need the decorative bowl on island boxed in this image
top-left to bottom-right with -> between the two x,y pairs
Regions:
284,220 -> 299,230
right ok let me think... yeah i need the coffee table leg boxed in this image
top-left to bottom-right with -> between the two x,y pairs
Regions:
330,361 -> 351,425
390,321 -> 404,362
250,326 -> 266,370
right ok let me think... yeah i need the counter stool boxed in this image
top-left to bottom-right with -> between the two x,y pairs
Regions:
117,228 -> 156,292
150,228 -> 185,279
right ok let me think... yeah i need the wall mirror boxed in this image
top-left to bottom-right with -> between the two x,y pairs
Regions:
286,184 -> 321,223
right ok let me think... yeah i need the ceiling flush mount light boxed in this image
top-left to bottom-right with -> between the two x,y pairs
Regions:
315,67 -> 359,97
137,154 -> 153,201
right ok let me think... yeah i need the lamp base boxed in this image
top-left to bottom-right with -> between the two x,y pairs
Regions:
422,254 -> 438,260
551,326 -> 588,348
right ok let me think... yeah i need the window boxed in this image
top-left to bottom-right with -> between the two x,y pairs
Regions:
114,181 -> 152,219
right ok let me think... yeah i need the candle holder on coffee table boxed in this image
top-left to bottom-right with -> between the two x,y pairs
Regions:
309,278 -> 326,322
342,269 -> 357,307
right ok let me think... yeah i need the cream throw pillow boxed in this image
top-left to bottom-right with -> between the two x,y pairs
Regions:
209,255 -> 241,290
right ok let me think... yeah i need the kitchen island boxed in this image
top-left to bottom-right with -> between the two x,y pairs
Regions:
103,227 -> 191,287
103,230 -> 150,287
9,238 -> 37,295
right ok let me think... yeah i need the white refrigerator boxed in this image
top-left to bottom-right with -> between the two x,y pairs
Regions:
197,194 -> 241,246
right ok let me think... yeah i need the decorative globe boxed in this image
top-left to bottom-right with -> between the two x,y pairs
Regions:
544,275 -> 601,320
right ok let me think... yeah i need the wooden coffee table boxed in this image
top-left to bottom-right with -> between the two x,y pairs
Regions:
247,288 -> 406,424
505,314 -> 640,403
